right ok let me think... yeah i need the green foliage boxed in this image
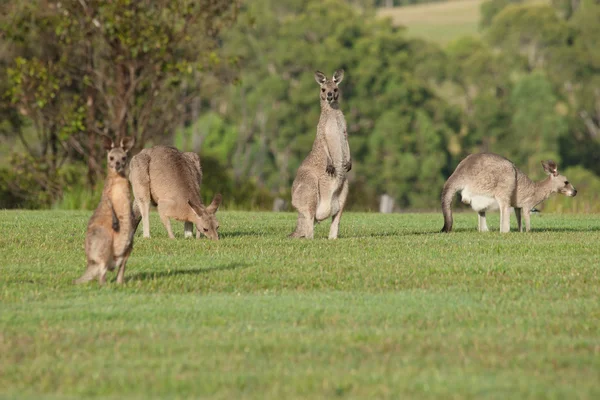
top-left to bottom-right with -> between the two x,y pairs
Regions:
486,4 -> 569,69
174,112 -> 238,166
221,0 -> 457,207
479,0 -> 523,28
2,211 -> 600,398
2,0 -> 600,211
544,165 -> 600,213
508,73 -> 567,170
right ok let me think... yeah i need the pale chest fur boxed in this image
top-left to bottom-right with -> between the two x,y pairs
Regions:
323,112 -> 349,166
460,186 -> 499,212
108,176 -> 132,217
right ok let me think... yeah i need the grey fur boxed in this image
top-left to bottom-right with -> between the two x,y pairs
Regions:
129,145 -> 221,240
290,69 -> 351,239
75,137 -> 135,285
441,153 -> 577,233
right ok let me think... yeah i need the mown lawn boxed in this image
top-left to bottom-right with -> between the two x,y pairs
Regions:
377,0 -> 484,44
1,210 -> 599,399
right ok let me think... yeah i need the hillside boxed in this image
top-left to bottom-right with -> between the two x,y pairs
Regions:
377,0 -> 484,43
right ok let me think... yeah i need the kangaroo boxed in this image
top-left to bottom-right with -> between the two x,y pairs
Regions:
75,137 -> 135,285
290,69 -> 351,239
441,153 -> 577,233
129,145 -> 221,240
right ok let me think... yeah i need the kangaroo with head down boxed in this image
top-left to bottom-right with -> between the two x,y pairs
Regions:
441,153 -> 577,233
129,145 -> 221,240
290,69 -> 351,239
75,137 -> 135,285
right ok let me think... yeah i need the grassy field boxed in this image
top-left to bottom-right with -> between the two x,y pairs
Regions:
377,0 -> 484,44
377,0 -> 549,44
1,210 -> 600,399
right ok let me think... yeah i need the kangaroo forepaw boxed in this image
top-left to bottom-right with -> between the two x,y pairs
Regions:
326,164 -> 336,176
343,160 -> 352,172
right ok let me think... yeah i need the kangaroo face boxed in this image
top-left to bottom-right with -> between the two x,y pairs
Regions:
194,212 -> 220,240
315,69 -> 344,105
188,194 -> 222,240
541,160 -> 577,197
553,174 -> 577,197
104,137 -> 135,175
107,148 -> 128,174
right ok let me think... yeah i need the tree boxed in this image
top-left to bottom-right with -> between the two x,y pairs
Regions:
217,0 -> 458,208
2,0 -> 239,205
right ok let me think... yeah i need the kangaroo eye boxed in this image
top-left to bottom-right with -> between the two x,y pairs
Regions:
203,228 -> 209,232
334,88 -> 338,92
321,88 -> 325,92
109,156 -> 114,161
122,157 -> 126,162
564,181 -> 569,185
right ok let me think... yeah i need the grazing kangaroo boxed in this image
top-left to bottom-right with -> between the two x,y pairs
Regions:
75,137 -> 135,285
290,69 -> 351,239
441,153 -> 577,233
129,145 -> 221,240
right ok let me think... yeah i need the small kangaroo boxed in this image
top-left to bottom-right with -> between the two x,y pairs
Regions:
75,137 -> 135,285
129,145 -> 221,240
290,69 -> 351,239
441,153 -> 577,233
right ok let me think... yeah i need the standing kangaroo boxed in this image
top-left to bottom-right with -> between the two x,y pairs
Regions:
75,137 -> 135,285
129,145 -> 221,240
441,153 -> 577,233
290,69 -> 351,239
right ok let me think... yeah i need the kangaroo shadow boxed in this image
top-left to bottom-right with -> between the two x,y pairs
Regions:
530,226 -> 600,233
220,231 -> 267,238
352,227 -> 475,238
127,262 -> 249,282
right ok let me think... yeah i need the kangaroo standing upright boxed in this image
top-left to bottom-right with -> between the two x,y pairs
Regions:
441,153 -> 577,233
75,137 -> 135,285
129,145 -> 221,240
290,69 -> 351,239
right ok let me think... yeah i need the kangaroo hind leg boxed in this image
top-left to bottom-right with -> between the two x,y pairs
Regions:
74,262 -> 97,284
290,178 -> 318,239
478,211 -> 488,232
329,180 -> 349,240
130,153 -> 152,238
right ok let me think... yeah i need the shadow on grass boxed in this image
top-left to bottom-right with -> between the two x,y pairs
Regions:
353,228 -> 474,238
127,262 -> 250,282
530,226 -> 600,233
362,226 -> 600,237
220,231 -> 271,238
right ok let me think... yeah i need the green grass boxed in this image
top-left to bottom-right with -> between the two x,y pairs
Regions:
377,0 -> 484,44
1,210 -> 600,399
377,0 -> 550,44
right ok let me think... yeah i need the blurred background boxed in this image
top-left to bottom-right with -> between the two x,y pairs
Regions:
0,0 -> 599,212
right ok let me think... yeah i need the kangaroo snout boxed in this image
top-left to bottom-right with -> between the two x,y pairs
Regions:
570,189 -> 577,197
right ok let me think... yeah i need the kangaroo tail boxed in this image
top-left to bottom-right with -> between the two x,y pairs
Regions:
131,200 -> 142,233
441,177 -> 459,233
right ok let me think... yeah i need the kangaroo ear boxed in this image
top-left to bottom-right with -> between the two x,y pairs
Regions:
206,193 -> 222,214
103,137 -> 114,151
332,69 -> 344,84
187,200 -> 203,218
541,160 -> 558,176
314,71 -> 327,85
120,137 -> 135,153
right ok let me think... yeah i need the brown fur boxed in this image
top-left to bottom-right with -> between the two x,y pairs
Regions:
129,145 -> 221,240
441,153 -> 577,233
75,137 -> 135,285
290,69 -> 351,239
